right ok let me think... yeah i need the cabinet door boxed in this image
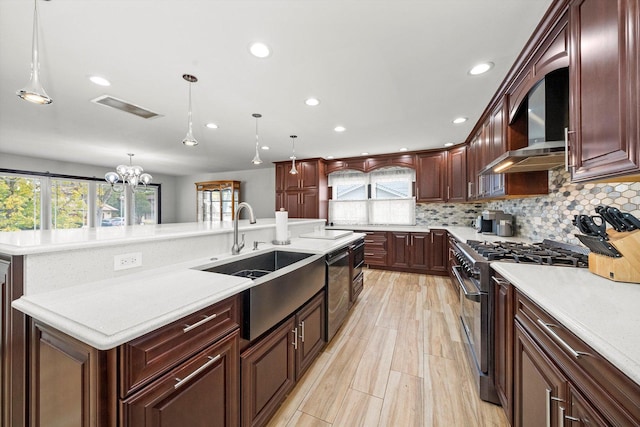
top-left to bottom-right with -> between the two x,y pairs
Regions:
300,161 -> 319,189
122,330 -> 239,427
493,275 -> 514,424
416,152 -> 446,202
300,191 -> 319,218
428,229 -> 447,273
275,164 -> 287,191
447,146 -> 467,202
284,192 -> 301,218
241,318 -> 296,427
514,323 -> 566,427
410,232 -> 430,270
569,0 -> 640,181
275,191 -> 285,212
295,292 -> 326,379
564,383 -> 609,426
389,232 -> 411,268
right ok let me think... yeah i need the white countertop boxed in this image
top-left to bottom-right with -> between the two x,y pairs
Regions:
0,218 -> 323,255
328,224 -> 533,244
492,263 -> 640,385
12,233 -> 365,350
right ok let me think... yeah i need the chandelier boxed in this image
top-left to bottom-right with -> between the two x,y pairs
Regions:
104,154 -> 152,192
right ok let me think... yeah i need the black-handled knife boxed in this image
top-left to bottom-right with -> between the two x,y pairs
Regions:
595,205 -> 627,232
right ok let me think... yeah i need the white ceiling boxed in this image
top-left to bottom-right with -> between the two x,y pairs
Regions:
0,0 -> 552,177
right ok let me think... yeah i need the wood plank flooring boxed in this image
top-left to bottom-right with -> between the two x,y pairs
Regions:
267,269 -> 509,427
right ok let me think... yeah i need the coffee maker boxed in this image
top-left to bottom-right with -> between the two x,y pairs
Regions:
481,210 -> 514,236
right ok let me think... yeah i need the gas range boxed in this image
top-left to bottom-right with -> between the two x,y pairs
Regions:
465,239 -> 589,268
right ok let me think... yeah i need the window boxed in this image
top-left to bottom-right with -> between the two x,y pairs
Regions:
0,175 -> 41,231
328,167 -> 416,225
51,179 -> 89,229
0,171 -> 160,232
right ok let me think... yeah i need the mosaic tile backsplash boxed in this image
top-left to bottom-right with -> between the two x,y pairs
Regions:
416,168 -> 640,245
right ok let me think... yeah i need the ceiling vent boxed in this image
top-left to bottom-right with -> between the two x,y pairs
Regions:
91,95 -> 162,119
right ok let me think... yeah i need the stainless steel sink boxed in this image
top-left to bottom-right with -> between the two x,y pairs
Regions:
194,250 -> 326,341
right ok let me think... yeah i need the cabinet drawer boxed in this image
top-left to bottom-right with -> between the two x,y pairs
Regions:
364,231 -> 388,244
364,251 -> 387,266
515,290 -> 640,425
120,294 -> 240,397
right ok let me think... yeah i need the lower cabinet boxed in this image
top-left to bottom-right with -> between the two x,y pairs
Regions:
363,231 -> 388,267
122,330 -> 239,427
241,292 -> 325,427
387,230 -> 448,274
28,294 -> 242,427
512,289 -> 640,426
493,273 -> 514,425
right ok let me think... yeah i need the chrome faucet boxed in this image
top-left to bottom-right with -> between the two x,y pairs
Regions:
232,202 -> 257,255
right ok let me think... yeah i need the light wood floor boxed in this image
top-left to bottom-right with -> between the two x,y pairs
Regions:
267,268 -> 509,427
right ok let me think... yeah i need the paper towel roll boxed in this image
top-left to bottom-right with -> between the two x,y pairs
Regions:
275,210 -> 288,242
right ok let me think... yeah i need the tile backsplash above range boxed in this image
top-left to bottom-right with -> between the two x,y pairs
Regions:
416,169 -> 640,245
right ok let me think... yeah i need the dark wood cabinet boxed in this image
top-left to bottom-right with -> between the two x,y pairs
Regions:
241,318 -> 296,427
428,229 -> 447,273
241,292 -> 325,427
30,322 -> 113,427
514,322 -> 566,427
363,231 -> 389,267
387,230 -> 446,274
275,159 -> 328,220
493,273 -> 514,425
568,0 -> 640,181
446,145 -> 467,202
122,330 -> 239,427
513,289 -> 640,426
416,151 -> 446,202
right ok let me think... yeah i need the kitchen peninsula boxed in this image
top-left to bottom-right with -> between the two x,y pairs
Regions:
1,219 -> 367,427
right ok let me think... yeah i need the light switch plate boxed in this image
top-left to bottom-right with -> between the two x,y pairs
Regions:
114,252 -> 142,271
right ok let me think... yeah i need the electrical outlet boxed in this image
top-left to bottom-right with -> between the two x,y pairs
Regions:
114,252 -> 142,271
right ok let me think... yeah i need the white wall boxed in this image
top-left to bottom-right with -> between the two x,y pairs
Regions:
175,167 -> 276,222
0,153 -> 178,223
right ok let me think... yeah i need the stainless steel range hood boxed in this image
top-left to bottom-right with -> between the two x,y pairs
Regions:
479,140 -> 566,174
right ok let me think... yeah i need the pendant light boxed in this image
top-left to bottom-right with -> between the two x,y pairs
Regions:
289,135 -> 298,175
104,153 -> 152,193
181,74 -> 198,147
251,113 -> 263,165
16,0 -> 52,105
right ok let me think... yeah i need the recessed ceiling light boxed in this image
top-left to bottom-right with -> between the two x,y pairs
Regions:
205,123 -> 218,129
334,126 -> 346,132
305,98 -> 320,106
444,142 -> 454,147
326,155 -> 334,159
361,152 -> 369,156
399,148 -> 408,152
249,42 -> 271,58
261,146 -> 269,150
469,62 -> 494,75
452,117 -> 468,124
89,75 -> 110,86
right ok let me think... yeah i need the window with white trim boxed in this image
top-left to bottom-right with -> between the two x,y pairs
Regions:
328,167 -> 416,225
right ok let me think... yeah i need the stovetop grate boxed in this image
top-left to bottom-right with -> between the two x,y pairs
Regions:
466,239 -> 589,267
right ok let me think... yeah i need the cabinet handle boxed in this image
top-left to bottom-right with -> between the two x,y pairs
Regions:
447,186 -> 450,200
183,313 -> 218,333
546,388 -> 564,427
491,276 -> 509,286
565,127 -> 576,172
299,321 -> 305,342
174,354 -> 221,389
537,319 -> 588,359
292,327 -> 298,350
468,182 -> 472,198
364,253 -> 375,256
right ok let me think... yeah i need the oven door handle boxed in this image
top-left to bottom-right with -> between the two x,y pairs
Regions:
452,266 -> 481,302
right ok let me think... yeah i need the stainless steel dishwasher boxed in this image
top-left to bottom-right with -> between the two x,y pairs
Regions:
325,246 -> 350,341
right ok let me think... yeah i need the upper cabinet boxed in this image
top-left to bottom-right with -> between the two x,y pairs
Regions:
568,0 -> 640,181
416,151 -> 446,202
275,159 -> 328,220
447,145 -> 467,202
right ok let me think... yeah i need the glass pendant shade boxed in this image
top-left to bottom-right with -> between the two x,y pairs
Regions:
251,113 -> 263,165
104,154 -> 152,193
289,135 -> 298,174
17,0 -> 52,105
182,74 -> 198,146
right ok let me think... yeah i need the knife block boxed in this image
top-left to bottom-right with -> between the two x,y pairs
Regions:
588,229 -> 640,283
